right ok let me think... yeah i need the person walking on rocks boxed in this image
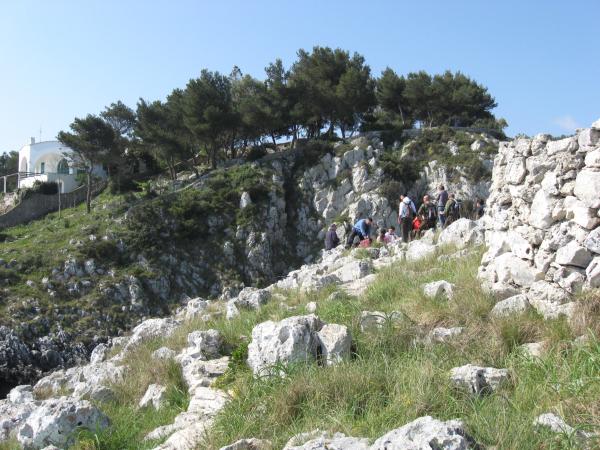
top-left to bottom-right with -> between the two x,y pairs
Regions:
324,223 -> 340,250
418,194 -> 437,231
436,185 -> 449,227
444,193 -> 460,227
346,217 -> 373,249
398,195 -> 417,243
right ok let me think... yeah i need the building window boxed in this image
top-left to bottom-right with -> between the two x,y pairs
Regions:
57,159 -> 70,174
40,162 -> 45,174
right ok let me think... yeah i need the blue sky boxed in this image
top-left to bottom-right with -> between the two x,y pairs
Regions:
1,0 -> 599,152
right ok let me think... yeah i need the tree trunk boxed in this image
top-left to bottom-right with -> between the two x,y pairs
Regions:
86,171 -> 92,214
271,133 -> 277,148
211,145 -> 217,170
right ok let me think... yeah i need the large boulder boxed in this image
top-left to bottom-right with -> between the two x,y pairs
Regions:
332,259 -> 373,283
16,398 -> 109,449
247,315 -> 350,376
406,241 -> 436,262
125,317 -> 180,351
490,294 -> 530,318
438,219 -> 484,249
555,241 -> 593,268
574,169 -> 600,209
484,252 -> 544,288
316,324 -> 352,366
371,416 -> 477,450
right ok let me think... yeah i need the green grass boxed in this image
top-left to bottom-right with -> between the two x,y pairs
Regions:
67,246 -> 599,449
0,192 -> 131,329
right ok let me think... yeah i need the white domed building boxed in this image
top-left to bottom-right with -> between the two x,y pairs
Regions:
17,138 -> 106,193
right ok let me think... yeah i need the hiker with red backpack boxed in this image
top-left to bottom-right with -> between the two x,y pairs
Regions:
398,195 -> 417,243
412,215 -> 423,239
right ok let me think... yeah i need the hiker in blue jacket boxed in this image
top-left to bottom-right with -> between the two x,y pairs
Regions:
345,217 -> 373,248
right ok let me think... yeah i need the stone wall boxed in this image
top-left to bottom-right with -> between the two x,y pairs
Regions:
479,120 -> 600,318
0,183 -> 105,229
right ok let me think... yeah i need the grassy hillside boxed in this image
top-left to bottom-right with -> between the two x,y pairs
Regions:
66,246 -> 599,450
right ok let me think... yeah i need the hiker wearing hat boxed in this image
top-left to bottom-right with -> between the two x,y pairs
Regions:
398,195 -> 417,243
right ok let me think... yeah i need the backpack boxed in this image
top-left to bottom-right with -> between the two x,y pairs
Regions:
427,204 -> 436,221
450,200 -> 461,219
402,201 -> 414,220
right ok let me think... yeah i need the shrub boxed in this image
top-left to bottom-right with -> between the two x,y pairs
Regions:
78,240 -> 122,264
246,145 -> 267,162
28,181 -> 59,195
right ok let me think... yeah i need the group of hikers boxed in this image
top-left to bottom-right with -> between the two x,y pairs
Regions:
324,185 -> 486,250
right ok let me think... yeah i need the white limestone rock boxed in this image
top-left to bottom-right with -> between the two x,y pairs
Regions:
179,297 -> 209,320
305,302 -> 317,313
490,294 -> 530,318
316,324 -> 352,366
247,315 -> 324,376
235,287 -> 272,310
153,347 -> 177,361
7,385 -> 34,404
487,252 -> 544,288
187,329 -> 222,359
528,189 -> 558,229
359,311 -> 387,332
125,317 -> 180,351
425,327 -> 464,344
226,300 -> 240,320
438,218 -> 484,249
574,169 -> 600,209
139,384 -> 168,410
284,431 -> 369,450
406,240 -> 436,262
89,343 -> 109,364
578,128 -> 600,148
555,241 -> 592,268
584,228 -> 600,254
585,148 -> 600,168
332,259 -> 373,283
220,438 -> 272,450
240,191 -> 252,209
423,280 -> 455,300
450,364 -> 509,394
585,257 -> 600,289
371,416 -> 477,450
534,412 -> 596,440
16,398 -> 109,449
521,342 -> 544,357
546,136 -> 578,155
504,157 -> 527,184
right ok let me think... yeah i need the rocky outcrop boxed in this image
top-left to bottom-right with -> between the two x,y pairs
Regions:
283,416 -> 479,450
15,397 -> 109,449
479,121 -> 600,318
247,315 -> 351,376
